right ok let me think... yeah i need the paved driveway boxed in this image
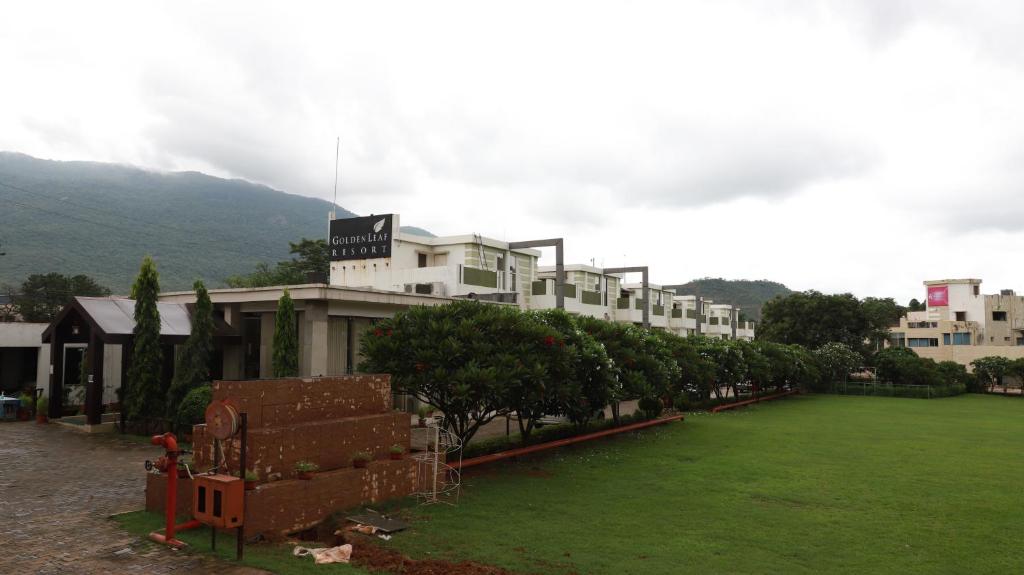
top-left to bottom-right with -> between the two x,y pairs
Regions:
0,421 -> 264,575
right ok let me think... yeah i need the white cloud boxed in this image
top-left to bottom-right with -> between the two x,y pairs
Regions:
3,0 -> 1024,304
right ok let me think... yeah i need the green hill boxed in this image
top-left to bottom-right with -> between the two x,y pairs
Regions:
0,152 -> 430,293
664,278 -> 793,322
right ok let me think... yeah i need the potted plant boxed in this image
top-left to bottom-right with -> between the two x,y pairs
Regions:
244,469 -> 259,490
417,405 -> 433,427
17,392 -> 33,421
389,444 -> 404,460
35,396 -> 49,424
295,460 -> 319,480
352,451 -> 372,469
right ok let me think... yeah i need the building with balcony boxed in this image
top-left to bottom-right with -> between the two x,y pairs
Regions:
329,214 -> 540,308
888,278 -> 1024,365
530,264 -> 620,319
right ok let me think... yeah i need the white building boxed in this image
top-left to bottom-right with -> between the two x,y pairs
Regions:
329,214 -> 540,307
530,264 -> 620,320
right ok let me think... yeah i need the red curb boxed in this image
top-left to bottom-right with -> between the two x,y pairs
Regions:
710,389 -> 799,413
455,414 -> 684,470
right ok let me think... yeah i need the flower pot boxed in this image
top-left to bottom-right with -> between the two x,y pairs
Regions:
36,414 -> 48,424
353,459 -> 369,469
389,452 -> 403,461
297,471 -> 314,480
245,480 -> 257,490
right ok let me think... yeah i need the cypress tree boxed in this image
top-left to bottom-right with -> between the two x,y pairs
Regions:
166,280 -> 214,422
272,288 -> 299,377
125,256 -> 164,426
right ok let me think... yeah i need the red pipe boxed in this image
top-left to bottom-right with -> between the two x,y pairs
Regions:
455,414 -> 683,470
148,433 -> 199,548
710,389 -> 798,413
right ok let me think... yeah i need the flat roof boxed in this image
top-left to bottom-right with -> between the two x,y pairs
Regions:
395,233 -> 542,257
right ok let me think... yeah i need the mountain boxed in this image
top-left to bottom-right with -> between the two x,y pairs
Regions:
664,278 -> 793,322
0,152 -> 430,293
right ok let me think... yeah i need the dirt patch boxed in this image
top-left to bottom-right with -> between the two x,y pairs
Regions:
347,534 -> 516,575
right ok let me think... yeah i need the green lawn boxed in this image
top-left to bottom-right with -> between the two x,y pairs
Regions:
386,394 -> 1024,574
119,394 -> 1024,574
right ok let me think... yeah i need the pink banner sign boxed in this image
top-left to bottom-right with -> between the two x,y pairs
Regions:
927,285 -> 949,307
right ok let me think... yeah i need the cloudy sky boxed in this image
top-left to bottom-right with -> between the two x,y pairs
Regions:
3,1 -> 1024,303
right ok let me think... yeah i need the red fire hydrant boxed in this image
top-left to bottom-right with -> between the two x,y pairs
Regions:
147,432 -> 201,547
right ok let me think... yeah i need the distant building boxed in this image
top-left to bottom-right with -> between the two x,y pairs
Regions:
888,278 -> 1024,365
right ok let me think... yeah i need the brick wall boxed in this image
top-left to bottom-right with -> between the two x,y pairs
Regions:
146,374 -> 421,537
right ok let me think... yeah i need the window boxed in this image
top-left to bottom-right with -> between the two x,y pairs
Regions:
890,333 -> 906,348
993,311 -> 1007,321
955,311 -> 966,322
908,338 -> 939,347
417,253 -> 428,268
943,333 -> 950,345
952,333 -> 971,345
974,285 -> 980,295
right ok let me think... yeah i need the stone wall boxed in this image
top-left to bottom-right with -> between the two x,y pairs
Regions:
145,374 -> 419,537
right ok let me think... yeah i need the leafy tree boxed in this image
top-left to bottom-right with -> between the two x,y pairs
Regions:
971,356 -> 1012,393
861,297 -> 906,352
936,361 -> 971,388
166,280 -> 214,420
695,337 -> 747,400
738,340 -> 771,395
531,309 -> 615,429
650,330 -> 715,401
759,291 -> 871,352
907,298 -> 926,312
225,238 -> 329,288
814,342 -> 863,388
14,273 -> 111,322
359,301 -> 572,446
272,288 -> 299,377
875,347 -> 940,387
124,257 -> 164,426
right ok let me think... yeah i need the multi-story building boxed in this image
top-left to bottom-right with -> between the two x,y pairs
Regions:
889,278 -> 1024,365
329,214 -> 540,307
530,264 -> 620,320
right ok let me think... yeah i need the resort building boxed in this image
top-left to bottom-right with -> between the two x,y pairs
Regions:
530,264 -> 620,320
328,214 -> 540,307
889,278 -> 1024,365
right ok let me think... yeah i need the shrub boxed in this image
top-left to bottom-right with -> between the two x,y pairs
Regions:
295,460 -> 319,473
173,385 -> 211,435
36,396 -> 49,416
637,396 -> 663,419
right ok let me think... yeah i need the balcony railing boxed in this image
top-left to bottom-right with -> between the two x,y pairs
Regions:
581,290 -> 602,306
672,309 -> 683,318
532,280 -> 546,295
653,305 -> 665,316
463,266 -> 497,288
617,297 -> 630,309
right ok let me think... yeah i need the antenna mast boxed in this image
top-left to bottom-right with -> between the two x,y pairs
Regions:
331,137 -> 340,219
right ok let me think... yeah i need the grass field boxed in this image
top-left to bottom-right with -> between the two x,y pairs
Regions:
388,394 -> 1024,574
119,394 -> 1024,574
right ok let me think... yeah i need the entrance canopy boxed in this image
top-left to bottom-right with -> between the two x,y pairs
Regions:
41,296 -> 238,424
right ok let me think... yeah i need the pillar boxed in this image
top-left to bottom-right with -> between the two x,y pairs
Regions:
302,301 -> 329,377
85,331 -> 104,425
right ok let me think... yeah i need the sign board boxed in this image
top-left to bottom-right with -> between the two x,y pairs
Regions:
329,214 -> 394,261
926,285 -> 949,307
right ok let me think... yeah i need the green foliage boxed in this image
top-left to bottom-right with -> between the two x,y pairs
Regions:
125,256 -> 165,424
907,298 -> 926,312
166,280 -> 214,419
13,272 -> 110,322
874,347 -> 941,387
531,309 -> 615,429
224,238 -> 329,288
759,290 -> 897,355
813,342 -> 863,387
294,460 -> 319,473
971,356 -> 1013,392
360,300 -> 575,446
637,396 -> 663,419
173,385 -> 212,435
36,395 -> 48,416
664,278 -> 792,322
272,289 -> 299,377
